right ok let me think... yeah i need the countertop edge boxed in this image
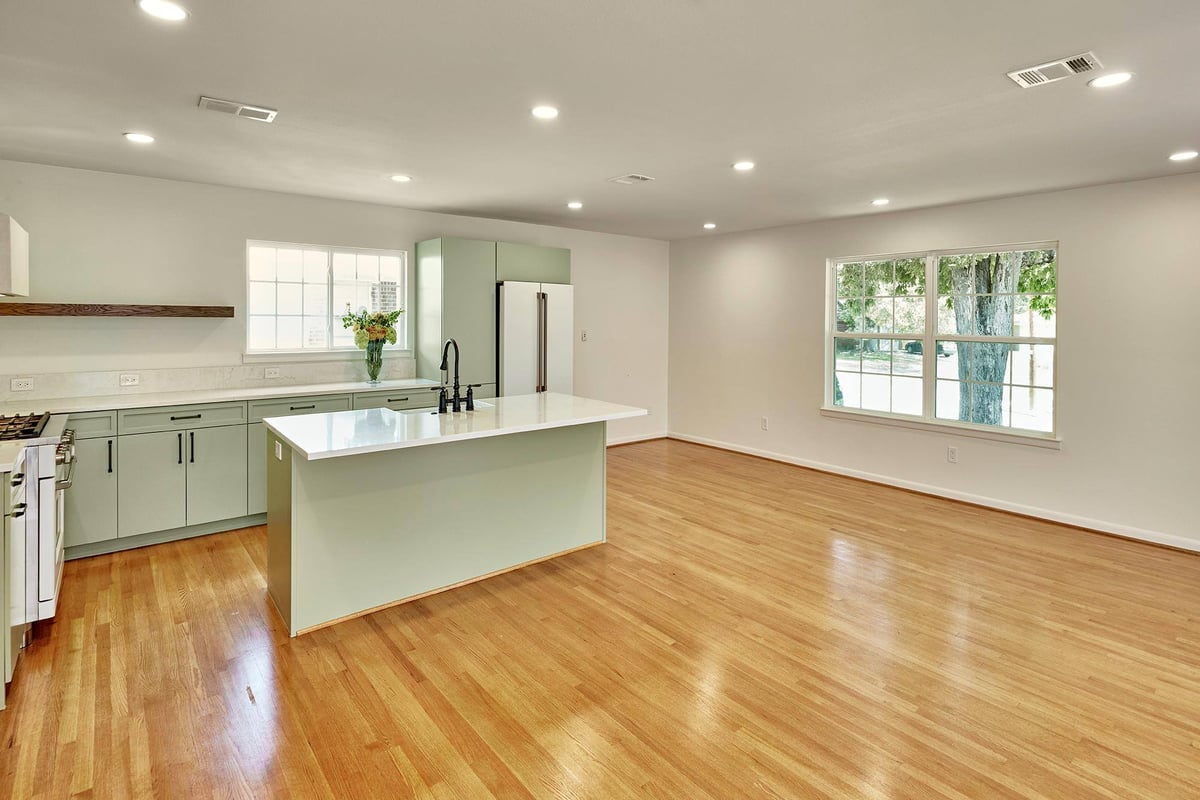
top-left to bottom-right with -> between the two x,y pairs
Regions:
265,407 -> 649,461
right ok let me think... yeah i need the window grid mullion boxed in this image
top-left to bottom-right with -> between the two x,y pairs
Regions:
922,253 -> 936,421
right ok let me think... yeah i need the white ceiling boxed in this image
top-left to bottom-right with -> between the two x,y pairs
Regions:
2,0 -> 1198,240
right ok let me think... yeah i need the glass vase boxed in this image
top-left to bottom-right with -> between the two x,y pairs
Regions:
364,339 -> 384,384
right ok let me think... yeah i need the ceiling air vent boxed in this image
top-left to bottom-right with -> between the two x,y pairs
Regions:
1007,52 -> 1102,88
198,96 -> 278,123
607,173 -> 656,185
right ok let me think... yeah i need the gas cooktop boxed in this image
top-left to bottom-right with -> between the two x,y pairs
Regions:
0,412 -> 50,441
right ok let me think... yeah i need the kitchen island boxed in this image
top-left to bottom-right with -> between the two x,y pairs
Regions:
262,392 -> 646,636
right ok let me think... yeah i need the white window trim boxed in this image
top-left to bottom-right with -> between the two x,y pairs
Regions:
823,241 -> 1059,443
243,240 -> 415,358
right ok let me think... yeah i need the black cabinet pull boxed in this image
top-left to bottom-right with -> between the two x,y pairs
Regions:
13,502 -> 25,518
107,440 -> 113,473
388,397 -> 409,403
170,414 -> 202,421
177,432 -> 183,464
289,404 -> 316,411
189,431 -> 195,463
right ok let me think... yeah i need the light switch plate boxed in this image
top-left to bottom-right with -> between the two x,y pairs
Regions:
274,441 -> 283,461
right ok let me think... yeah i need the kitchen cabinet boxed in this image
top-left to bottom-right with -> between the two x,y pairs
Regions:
186,425 -> 247,526
64,436 -> 118,547
352,389 -> 441,411
118,424 -> 246,537
247,424 -> 268,515
416,237 -> 498,389
118,431 -> 186,537
495,242 -> 570,284
247,395 -> 350,514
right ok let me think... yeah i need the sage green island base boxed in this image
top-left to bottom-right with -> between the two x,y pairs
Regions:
266,421 -> 608,636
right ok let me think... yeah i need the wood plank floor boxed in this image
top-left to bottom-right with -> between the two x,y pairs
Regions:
2,439 -> 1199,799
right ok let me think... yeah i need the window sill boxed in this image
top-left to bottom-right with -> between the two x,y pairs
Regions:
243,349 -> 414,364
819,406 -> 1061,449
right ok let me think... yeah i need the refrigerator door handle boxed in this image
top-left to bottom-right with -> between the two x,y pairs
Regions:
536,291 -> 546,392
540,291 -> 548,392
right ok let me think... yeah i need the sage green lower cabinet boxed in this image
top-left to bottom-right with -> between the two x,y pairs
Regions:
185,424 -> 247,526
64,436 -> 118,547
247,423 -> 267,515
117,424 -> 247,537
352,390 -> 441,411
118,430 -> 187,537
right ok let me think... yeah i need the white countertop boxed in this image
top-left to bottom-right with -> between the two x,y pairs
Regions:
264,392 -> 648,460
0,378 -> 440,417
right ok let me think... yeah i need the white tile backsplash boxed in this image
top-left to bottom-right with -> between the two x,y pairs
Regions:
0,357 -> 417,404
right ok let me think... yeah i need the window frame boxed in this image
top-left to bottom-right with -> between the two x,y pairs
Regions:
822,241 -> 1059,446
243,239 -> 414,360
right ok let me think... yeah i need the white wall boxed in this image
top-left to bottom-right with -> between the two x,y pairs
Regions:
0,160 -> 669,442
669,173 -> 1200,549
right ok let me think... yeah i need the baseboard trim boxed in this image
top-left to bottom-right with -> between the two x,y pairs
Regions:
65,514 -> 267,560
666,432 -> 1199,554
607,433 -> 667,447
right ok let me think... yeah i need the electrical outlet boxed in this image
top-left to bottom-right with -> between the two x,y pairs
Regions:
580,330 -> 588,342
119,373 -> 140,387
265,367 -> 282,379
760,416 -> 769,431
10,378 -> 33,392
947,446 -> 959,464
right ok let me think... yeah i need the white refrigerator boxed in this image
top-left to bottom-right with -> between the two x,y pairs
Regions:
498,281 -> 573,395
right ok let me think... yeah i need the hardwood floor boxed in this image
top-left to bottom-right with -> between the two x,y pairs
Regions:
3,439 -> 1199,798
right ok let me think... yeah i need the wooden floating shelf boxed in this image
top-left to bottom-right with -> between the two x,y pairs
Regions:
0,303 -> 235,318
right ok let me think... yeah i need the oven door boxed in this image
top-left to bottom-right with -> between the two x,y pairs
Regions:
37,438 -> 73,618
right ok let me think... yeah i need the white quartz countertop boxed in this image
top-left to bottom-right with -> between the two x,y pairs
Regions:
0,378 -> 440,417
264,392 -> 648,460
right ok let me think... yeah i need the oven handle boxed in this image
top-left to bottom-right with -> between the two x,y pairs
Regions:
55,453 -> 77,490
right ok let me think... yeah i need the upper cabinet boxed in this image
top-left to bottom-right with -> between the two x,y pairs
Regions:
496,242 -> 570,284
416,238 -> 499,389
0,214 -> 30,297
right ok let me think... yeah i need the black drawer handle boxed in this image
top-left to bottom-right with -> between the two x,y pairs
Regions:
178,432 -> 183,464
13,502 -> 26,518
289,405 -> 316,411
190,431 -> 195,463
388,397 -> 409,403
107,440 -> 113,474
170,414 -> 202,421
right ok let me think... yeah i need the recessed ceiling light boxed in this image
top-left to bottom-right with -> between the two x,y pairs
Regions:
531,105 -> 559,120
566,201 -> 583,210
390,174 -> 412,183
1168,150 -> 1198,162
872,198 -> 890,206
732,161 -> 755,172
123,132 -> 155,144
1088,72 -> 1133,88
136,0 -> 188,21
703,223 -> 717,230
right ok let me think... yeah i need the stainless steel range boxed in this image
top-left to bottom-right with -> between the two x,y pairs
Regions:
2,413 -> 72,639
